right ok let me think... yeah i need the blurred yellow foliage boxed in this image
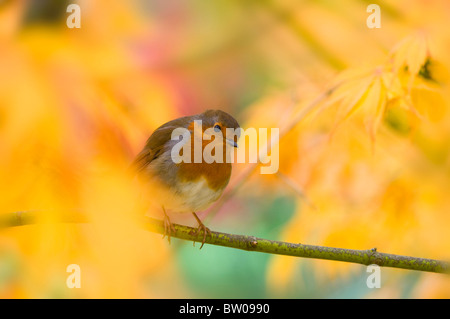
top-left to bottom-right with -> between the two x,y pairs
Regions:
0,1 -> 180,298
249,1 -> 450,298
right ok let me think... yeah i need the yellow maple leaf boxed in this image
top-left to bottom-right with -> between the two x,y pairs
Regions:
321,66 -> 388,144
390,32 -> 431,90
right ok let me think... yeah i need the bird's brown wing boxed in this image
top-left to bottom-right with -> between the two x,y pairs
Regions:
131,126 -> 174,174
130,116 -> 193,174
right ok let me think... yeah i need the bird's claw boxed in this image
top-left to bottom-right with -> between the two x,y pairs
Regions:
193,223 -> 211,249
162,214 -> 176,244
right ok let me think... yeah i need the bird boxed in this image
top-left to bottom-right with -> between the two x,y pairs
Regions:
131,109 -> 240,248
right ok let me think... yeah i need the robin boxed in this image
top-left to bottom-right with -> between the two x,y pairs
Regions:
131,109 -> 240,248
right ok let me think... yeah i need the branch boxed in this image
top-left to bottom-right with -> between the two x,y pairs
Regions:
1,211 -> 449,274
143,218 -> 449,274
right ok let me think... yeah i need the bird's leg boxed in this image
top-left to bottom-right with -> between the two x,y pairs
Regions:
162,206 -> 176,244
192,212 -> 211,249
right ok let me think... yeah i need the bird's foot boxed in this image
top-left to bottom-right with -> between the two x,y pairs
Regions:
162,208 -> 176,244
192,212 -> 211,249
194,223 -> 211,249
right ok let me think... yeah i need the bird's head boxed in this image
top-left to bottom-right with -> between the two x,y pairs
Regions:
196,109 -> 240,148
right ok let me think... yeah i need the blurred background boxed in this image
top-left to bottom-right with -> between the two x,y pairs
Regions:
1,0 -> 450,298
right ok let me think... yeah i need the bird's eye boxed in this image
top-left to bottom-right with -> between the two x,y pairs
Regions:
214,124 -> 221,132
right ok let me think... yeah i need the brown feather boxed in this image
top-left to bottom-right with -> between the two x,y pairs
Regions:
130,116 -> 194,174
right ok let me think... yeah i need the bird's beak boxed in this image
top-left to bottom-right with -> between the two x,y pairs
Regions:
225,138 -> 238,148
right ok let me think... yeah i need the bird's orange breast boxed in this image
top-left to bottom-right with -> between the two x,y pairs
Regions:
177,160 -> 232,192
177,127 -> 232,192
